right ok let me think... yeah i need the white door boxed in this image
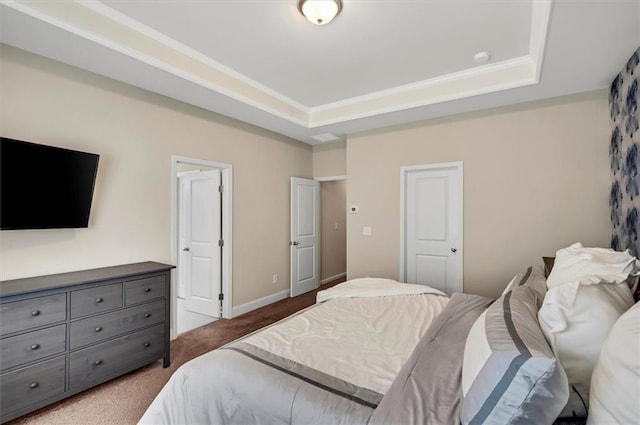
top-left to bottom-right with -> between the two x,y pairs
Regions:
290,177 -> 320,297
401,162 -> 463,294
179,170 -> 221,317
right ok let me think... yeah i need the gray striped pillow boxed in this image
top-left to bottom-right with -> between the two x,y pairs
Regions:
461,266 -> 569,425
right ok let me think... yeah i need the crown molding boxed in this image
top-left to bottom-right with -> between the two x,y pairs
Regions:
1,0 -> 310,127
308,56 -> 537,127
1,0 -> 553,134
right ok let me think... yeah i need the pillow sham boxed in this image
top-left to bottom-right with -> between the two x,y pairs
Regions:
543,255 -> 639,288
546,243 -> 636,288
461,266 -> 569,425
587,302 -> 640,425
544,254 -> 640,300
539,280 -> 634,417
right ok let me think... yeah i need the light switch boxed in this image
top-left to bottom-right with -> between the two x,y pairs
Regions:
334,222 -> 339,230
362,226 -> 372,236
350,205 -> 359,214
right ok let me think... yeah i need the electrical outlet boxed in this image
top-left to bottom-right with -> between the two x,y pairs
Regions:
272,274 -> 278,284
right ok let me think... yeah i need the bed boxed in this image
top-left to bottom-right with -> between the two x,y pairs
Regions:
139,245 -> 640,425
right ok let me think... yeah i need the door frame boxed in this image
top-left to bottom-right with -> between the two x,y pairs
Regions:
171,155 -> 233,340
399,161 -> 463,285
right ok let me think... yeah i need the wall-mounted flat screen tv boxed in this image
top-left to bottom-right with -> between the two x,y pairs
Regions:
1,137 -> 100,230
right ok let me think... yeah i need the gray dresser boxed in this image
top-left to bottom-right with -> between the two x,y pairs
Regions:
0,262 -> 174,423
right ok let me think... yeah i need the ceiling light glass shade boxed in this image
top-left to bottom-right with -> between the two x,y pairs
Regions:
298,0 -> 342,26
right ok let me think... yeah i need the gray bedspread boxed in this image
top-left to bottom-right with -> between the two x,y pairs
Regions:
139,293 -> 490,425
139,335 -> 376,424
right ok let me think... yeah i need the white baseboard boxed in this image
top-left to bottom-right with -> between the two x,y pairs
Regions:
231,289 -> 290,318
321,272 -> 346,285
230,275 -> 344,319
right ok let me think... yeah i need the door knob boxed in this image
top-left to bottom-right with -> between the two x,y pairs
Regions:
451,247 -> 457,253
290,241 -> 299,246
182,247 -> 190,252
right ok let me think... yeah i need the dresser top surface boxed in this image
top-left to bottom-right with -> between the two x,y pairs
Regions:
0,262 -> 175,298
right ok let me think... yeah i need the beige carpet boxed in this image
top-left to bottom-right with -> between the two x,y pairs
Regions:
8,279 -> 344,425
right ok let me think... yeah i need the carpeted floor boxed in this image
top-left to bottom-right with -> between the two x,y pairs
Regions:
7,278 -> 344,425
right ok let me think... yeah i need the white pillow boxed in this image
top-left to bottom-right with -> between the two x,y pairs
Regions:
587,302 -> 640,425
546,243 -> 637,288
538,280 -> 634,417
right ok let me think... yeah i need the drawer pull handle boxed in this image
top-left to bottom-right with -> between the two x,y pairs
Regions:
29,382 -> 39,389
144,342 -> 151,348
95,297 -> 104,303
144,287 -> 152,293
31,310 -> 41,317
144,313 -> 151,318
95,326 -> 103,332
94,360 -> 103,366
30,343 -> 40,350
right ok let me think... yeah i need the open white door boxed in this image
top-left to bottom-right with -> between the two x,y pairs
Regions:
179,170 -> 221,317
401,162 -> 463,294
290,177 -> 320,297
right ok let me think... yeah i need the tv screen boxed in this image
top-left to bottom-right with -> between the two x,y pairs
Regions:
1,138 -> 100,230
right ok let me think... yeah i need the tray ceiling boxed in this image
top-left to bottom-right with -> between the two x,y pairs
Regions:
1,0 -> 638,144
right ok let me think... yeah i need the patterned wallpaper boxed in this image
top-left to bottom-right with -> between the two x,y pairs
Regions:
610,46 -> 640,257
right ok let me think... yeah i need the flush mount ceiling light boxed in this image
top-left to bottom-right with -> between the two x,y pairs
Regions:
298,0 -> 342,26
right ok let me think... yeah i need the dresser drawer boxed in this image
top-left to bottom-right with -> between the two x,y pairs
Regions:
0,356 -> 66,415
70,300 -> 165,350
69,324 -> 164,389
70,283 -> 123,319
1,324 -> 66,371
125,275 -> 166,306
0,294 -> 67,336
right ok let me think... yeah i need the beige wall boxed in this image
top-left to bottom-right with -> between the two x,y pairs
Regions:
0,45 -> 312,306
0,45 -> 613,303
320,180 -> 347,281
347,91 -> 611,298
313,141 -> 346,178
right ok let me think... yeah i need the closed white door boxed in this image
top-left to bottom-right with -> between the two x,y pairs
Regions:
179,170 -> 221,317
290,177 -> 320,297
402,162 -> 463,294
